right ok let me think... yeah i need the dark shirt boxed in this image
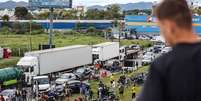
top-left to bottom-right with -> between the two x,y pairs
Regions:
137,42 -> 201,101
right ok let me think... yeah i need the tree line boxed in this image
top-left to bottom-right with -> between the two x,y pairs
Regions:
1,4 -> 153,21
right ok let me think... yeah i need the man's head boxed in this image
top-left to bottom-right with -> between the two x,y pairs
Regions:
155,0 -> 193,46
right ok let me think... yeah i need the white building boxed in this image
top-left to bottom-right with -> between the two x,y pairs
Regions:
0,9 -> 15,19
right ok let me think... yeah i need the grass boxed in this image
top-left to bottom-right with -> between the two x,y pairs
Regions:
0,34 -> 107,50
70,66 -> 149,101
0,34 -> 153,49
0,57 -> 20,68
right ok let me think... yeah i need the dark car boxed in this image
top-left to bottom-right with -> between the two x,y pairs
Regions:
74,68 -> 92,80
67,80 -> 90,93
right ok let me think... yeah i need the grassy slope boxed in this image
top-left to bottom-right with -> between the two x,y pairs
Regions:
0,57 -> 20,68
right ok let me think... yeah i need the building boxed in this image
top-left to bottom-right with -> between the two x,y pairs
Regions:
125,15 -> 201,35
0,20 -> 113,30
0,9 -> 15,19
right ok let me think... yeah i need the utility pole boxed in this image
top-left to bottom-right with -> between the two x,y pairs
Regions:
49,7 -> 54,48
29,18 -> 32,51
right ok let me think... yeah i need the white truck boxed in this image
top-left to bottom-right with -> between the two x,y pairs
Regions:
92,42 -> 120,63
17,45 -> 92,89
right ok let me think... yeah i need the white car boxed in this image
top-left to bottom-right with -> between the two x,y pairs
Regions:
161,47 -> 172,54
122,67 -> 137,72
0,89 -> 16,101
55,73 -> 77,85
142,52 -> 155,64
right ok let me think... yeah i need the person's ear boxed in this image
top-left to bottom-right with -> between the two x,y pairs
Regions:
164,20 -> 176,35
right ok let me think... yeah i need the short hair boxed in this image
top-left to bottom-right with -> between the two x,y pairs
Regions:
155,0 -> 192,30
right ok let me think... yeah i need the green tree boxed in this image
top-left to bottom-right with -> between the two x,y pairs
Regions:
87,26 -> 96,33
85,9 -> 105,19
192,7 -> 201,15
15,7 -> 28,20
37,12 -> 50,19
2,15 -> 10,22
105,4 -> 122,19
1,15 -> 10,27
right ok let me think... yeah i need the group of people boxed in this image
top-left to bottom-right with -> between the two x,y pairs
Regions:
0,89 -> 27,101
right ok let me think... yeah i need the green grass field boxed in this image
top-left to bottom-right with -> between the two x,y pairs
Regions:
0,34 -> 153,50
0,57 -> 20,68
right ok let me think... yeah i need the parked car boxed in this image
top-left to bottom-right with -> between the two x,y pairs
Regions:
122,67 -> 137,73
0,89 -> 16,101
142,52 -> 155,65
55,73 -> 77,85
74,68 -> 92,80
129,44 -> 141,50
67,80 -> 90,93
161,47 -> 172,54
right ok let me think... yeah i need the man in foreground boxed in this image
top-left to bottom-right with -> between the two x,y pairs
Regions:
137,0 -> 201,101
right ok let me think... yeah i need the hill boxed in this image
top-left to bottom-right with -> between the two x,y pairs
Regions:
0,0 -> 28,9
88,2 -> 153,10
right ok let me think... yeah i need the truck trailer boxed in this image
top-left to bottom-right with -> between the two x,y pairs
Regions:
92,42 -> 120,62
17,45 -> 92,86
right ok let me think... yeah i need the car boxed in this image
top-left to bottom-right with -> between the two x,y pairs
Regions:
122,67 -> 137,72
66,80 -> 90,93
142,52 -> 155,65
129,44 -> 141,50
55,73 -> 77,85
161,47 -> 172,54
0,89 -> 16,101
74,68 -> 92,80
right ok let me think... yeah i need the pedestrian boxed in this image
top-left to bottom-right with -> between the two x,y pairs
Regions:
131,84 -> 136,99
136,0 -> 201,101
64,82 -> 70,96
119,84 -> 124,97
0,95 -> 5,101
110,74 -> 114,84
22,88 -> 27,101
85,87 -> 90,101
15,89 -> 21,101
111,80 -> 116,93
89,88 -> 93,100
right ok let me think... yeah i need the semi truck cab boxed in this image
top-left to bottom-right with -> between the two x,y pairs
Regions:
17,56 -> 39,85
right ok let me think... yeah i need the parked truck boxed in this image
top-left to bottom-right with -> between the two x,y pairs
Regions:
17,45 -> 92,90
0,67 -> 23,87
92,42 -> 119,65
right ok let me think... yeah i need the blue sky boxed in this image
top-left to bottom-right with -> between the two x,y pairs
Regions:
1,0 -> 158,6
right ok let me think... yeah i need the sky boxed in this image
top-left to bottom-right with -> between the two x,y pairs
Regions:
0,0 -> 158,6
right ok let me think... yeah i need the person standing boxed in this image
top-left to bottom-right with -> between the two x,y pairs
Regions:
0,95 -> 5,101
131,84 -> 136,99
111,80 -> 116,93
137,0 -> 201,101
22,88 -> 27,101
64,82 -> 70,101
119,84 -> 124,97
110,74 -> 114,84
15,89 -> 21,101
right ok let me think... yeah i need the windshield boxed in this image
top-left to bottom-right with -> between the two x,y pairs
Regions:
76,68 -> 85,73
61,74 -> 72,79
34,78 -> 49,85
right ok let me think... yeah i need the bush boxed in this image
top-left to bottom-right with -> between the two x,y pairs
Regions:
11,22 -> 43,34
63,30 -> 80,36
0,27 -> 11,35
87,27 -> 96,33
